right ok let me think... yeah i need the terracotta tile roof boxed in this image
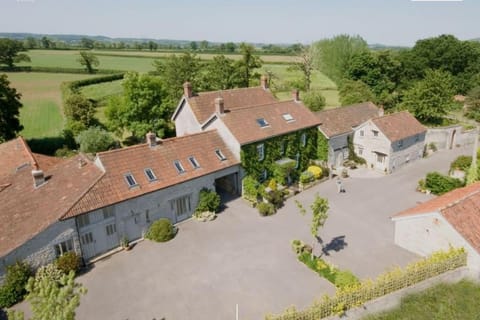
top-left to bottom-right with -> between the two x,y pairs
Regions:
372,111 -> 426,142
393,182 -> 480,254
219,100 -> 321,145
315,102 -> 380,138
0,137 -> 37,177
64,130 -> 239,218
0,151 -> 102,257
186,86 -> 277,124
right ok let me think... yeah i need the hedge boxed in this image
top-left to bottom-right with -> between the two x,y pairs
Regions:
265,247 -> 467,320
425,172 -> 464,195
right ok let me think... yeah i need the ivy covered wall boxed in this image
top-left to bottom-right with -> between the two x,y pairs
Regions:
317,131 -> 329,162
240,127 -> 318,181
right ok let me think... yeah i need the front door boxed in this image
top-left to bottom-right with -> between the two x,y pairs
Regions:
172,195 -> 192,222
80,231 -> 96,260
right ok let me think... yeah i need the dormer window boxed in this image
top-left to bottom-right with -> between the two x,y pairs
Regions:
282,113 -> 294,122
215,149 -> 227,161
144,168 -> 157,182
174,160 -> 185,174
124,173 -> 138,188
256,118 -> 269,128
188,156 -> 200,169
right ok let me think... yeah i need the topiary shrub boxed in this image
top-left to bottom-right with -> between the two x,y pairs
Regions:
55,252 -> 81,275
257,202 -> 276,216
195,188 -> 221,213
145,218 -> 176,242
425,172 -> 464,195
307,166 -> 323,179
0,261 -> 32,308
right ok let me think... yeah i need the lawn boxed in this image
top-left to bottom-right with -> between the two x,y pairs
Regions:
363,279 -> 480,320
80,79 -> 123,124
5,72 -> 97,138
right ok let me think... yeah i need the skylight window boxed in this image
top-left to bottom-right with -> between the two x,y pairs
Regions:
215,149 -> 227,161
144,168 -> 157,182
188,156 -> 200,169
282,113 -> 294,122
256,118 -> 269,128
174,160 -> 186,174
124,173 -> 138,188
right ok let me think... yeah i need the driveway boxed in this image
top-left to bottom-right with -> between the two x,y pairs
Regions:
16,147 -> 470,320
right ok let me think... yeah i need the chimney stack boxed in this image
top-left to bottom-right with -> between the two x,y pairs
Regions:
146,131 -> 157,147
215,97 -> 225,115
378,105 -> 385,117
260,75 -> 268,90
183,82 -> 193,98
78,157 -> 86,168
292,89 -> 300,102
32,169 -> 45,188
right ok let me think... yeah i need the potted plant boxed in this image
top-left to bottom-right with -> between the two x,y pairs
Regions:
120,236 -> 131,251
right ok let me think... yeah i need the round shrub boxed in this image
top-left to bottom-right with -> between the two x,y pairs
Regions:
0,261 -> 32,308
195,188 -> 221,213
307,166 -> 323,179
34,264 -> 64,285
300,171 -> 315,184
55,252 -> 81,275
425,172 -> 464,195
145,218 -> 175,242
257,202 -> 276,216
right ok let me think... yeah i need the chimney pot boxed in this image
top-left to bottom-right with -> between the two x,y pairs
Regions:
292,89 -> 300,102
215,97 -> 225,115
78,158 -> 86,168
183,82 -> 193,98
260,75 -> 268,90
146,132 -> 157,147
378,106 -> 385,117
32,169 -> 45,188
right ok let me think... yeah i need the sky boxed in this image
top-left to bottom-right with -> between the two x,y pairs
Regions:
1,0 -> 479,46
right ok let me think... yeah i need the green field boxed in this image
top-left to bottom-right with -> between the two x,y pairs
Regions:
363,280 -> 480,320
5,72 -> 97,138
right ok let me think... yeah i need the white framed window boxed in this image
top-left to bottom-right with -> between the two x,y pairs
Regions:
295,153 -> 300,169
376,154 -> 384,163
144,168 -> 157,181
103,207 -> 114,219
301,133 -> 307,147
280,140 -> 286,155
256,118 -> 269,128
81,232 -> 93,245
372,130 -> 379,137
215,149 -> 227,161
124,173 -> 138,188
358,147 -> 363,156
174,160 -> 185,174
105,223 -> 116,236
55,238 -> 74,257
188,156 -> 200,169
257,144 -> 265,161
360,130 -> 364,137
77,214 -> 90,228
260,169 -> 268,182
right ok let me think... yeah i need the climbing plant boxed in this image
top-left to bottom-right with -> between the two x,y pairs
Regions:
317,132 -> 329,161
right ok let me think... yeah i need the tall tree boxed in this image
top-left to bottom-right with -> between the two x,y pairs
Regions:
0,74 -> 23,142
105,72 -> 174,139
312,34 -> 368,84
64,92 -> 97,133
465,86 -> 480,121
401,69 -> 455,124
154,52 -> 200,102
235,43 -> 262,87
295,194 -> 329,255
198,55 -> 239,91
75,126 -> 115,153
338,79 -> 375,106
302,90 -> 326,112
289,45 -> 314,91
0,38 -> 31,69
77,51 -> 99,74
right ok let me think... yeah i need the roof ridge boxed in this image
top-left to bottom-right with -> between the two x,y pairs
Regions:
226,99 -> 300,112
440,184 -> 480,213
373,110 -> 410,121
195,86 -> 264,97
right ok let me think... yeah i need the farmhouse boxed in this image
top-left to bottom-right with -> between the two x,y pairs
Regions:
172,76 -> 320,181
352,111 -> 426,173
315,102 -> 381,167
392,182 -> 480,271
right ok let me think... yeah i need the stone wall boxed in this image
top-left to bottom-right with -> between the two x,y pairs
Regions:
426,125 -> 477,150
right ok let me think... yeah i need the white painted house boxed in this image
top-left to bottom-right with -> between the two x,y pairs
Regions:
353,111 -> 427,173
392,182 -> 480,271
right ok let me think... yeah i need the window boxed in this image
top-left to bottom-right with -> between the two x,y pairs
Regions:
360,130 -> 364,137
103,207 -> 114,219
256,118 -> 269,128
372,130 -> 379,137
257,144 -> 265,161
397,140 -> 403,148
280,140 -> 286,155
358,147 -> 363,156
105,223 -> 116,236
215,149 -> 227,161
77,214 -> 90,228
55,238 -> 74,257
376,154 -> 384,163
188,156 -> 200,169
174,160 -> 185,174
145,210 -> 151,223
260,169 -> 268,182
124,173 -> 138,187
301,133 -> 307,147
144,168 -> 157,181
282,113 -> 294,122
415,134 -> 420,142
172,195 -> 191,217
295,153 -> 300,169
81,232 -> 93,245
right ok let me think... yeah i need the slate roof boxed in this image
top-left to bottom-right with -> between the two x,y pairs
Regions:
315,102 -> 380,138
64,130 -> 239,218
372,111 -> 426,142
0,138 -> 102,257
185,86 -> 277,124
393,182 -> 480,254
218,100 -> 321,145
